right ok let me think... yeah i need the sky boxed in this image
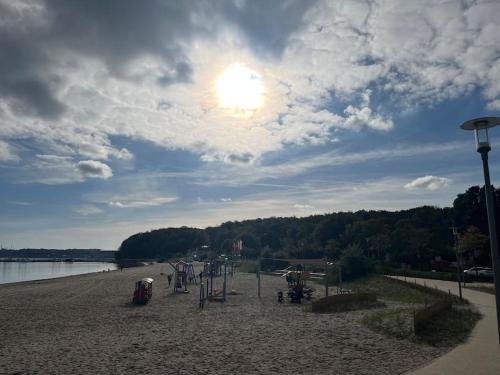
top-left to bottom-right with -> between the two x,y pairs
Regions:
1,0 -> 500,250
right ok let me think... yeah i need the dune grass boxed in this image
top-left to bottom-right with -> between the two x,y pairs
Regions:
344,276 -> 480,347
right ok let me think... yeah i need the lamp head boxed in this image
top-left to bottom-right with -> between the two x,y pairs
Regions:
460,117 -> 500,153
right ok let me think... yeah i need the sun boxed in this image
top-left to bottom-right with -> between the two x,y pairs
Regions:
215,64 -> 263,113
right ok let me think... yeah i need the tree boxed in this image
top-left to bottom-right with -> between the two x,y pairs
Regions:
340,244 -> 373,280
458,225 -> 489,267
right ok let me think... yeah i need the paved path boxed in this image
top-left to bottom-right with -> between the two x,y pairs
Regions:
389,276 -> 500,375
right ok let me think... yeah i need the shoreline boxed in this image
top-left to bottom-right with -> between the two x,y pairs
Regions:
0,258 -> 116,262
0,261 -> 118,286
0,263 -> 450,374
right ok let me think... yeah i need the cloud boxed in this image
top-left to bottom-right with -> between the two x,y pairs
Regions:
189,140 -> 468,188
12,155 -> 114,184
109,196 -> 177,208
344,105 -> 393,131
0,140 -> 18,162
19,154 -> 84,185
76,160 -> 113,179
340,89 -> 393,131
7,200 -> 31,206
219,0 -> 315,58
293,204 -> 315,209
0,0 -> 499,172
220,198 -> 232,202
404,175 -> 451,191
78,143 -> 133,161
73,205 -> 104,215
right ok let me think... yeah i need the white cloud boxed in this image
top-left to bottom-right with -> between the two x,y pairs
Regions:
15,156 -> 113,184
78,143 -> 133,161
293,204 -> 315,209
404,175 -> 451,191
109,196 -> 177,208
220,198 -> 232,202
73,205 -> 104,215
7,200 -> 31,206
187,140 -> 467,188
21,154 -> 84,185
0,140 -> 19,162
76,160 -> 113,179
344,105 -> 393,131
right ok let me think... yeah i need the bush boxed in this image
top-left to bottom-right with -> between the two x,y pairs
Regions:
260,258 -> 289,272
238,260 -> 258,273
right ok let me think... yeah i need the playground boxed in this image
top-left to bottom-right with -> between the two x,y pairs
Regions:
0,262 -> 452,375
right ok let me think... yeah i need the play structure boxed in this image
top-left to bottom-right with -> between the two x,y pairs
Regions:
197,240 -> 243,308
284,266 -> 314,303
167,260 -> 197,293
199,257 -> 233,308
257,258 -> 335,303
132,278 -> 153,304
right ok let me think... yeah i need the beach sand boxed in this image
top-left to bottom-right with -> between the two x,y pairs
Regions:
0,263 -> 446,374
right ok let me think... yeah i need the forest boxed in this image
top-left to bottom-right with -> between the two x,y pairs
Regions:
116,186 -> 499,271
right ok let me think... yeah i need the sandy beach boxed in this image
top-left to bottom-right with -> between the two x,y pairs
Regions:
0,263 -> 447,375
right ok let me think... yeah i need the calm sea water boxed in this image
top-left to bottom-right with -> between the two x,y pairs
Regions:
0,261 -> 117,284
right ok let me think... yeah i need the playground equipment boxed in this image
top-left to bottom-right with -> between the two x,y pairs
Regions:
285,267 -> 314,303
168,260 -> 197,293
199,257 -> 231,308
256,258 -> 334,302
132,278 -> 153,304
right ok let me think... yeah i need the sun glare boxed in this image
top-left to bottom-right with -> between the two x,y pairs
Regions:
215,64 -> 263,113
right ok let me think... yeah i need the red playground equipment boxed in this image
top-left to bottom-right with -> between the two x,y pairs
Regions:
132,278 -> 153,304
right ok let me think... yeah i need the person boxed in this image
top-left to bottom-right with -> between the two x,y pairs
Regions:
167,274 -> 172,287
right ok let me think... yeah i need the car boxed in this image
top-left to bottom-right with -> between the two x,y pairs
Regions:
463,267 -> 494,281
478,268 -> 494,279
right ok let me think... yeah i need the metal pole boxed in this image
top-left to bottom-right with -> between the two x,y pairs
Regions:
451,226 -> 463,300
480,150 -> 500,344
339,264 -> 342,293
223,261 -> 227,302
325,258 -> 329,297
257,258 -> 261,298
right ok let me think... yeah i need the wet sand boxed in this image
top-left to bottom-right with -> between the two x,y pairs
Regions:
0,263 -> 446,374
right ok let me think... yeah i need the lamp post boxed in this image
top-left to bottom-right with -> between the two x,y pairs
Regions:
460,116 -> 500,344
450,226 -> 463,300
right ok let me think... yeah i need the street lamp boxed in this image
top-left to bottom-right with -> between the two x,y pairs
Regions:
460,116 -> 500,344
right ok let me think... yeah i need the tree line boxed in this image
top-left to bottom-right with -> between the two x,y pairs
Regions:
116,186 -> 499,271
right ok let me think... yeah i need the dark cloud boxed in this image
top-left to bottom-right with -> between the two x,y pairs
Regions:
1,78 -> 65,119
220,0 -> 316,58
0,0 -> 312,120
157,62 -> 193,86
0,0 -> 199,118
0,11 -> 65,119
76,160 -> 112,178
227,153 -> 254,164
45,0 -> 197,74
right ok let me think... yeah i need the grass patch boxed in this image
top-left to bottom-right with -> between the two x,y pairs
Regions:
364,308 -> 414,339
414,307 -> 481,347
464,286 -> 496,295
364,306 -> 481,347
238,260 -> 258,273
343,276 -> 465,305
379,267 -> 458,281
345,276 -> 479,347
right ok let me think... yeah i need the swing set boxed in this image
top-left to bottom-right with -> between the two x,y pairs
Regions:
168,260 -> 197,293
